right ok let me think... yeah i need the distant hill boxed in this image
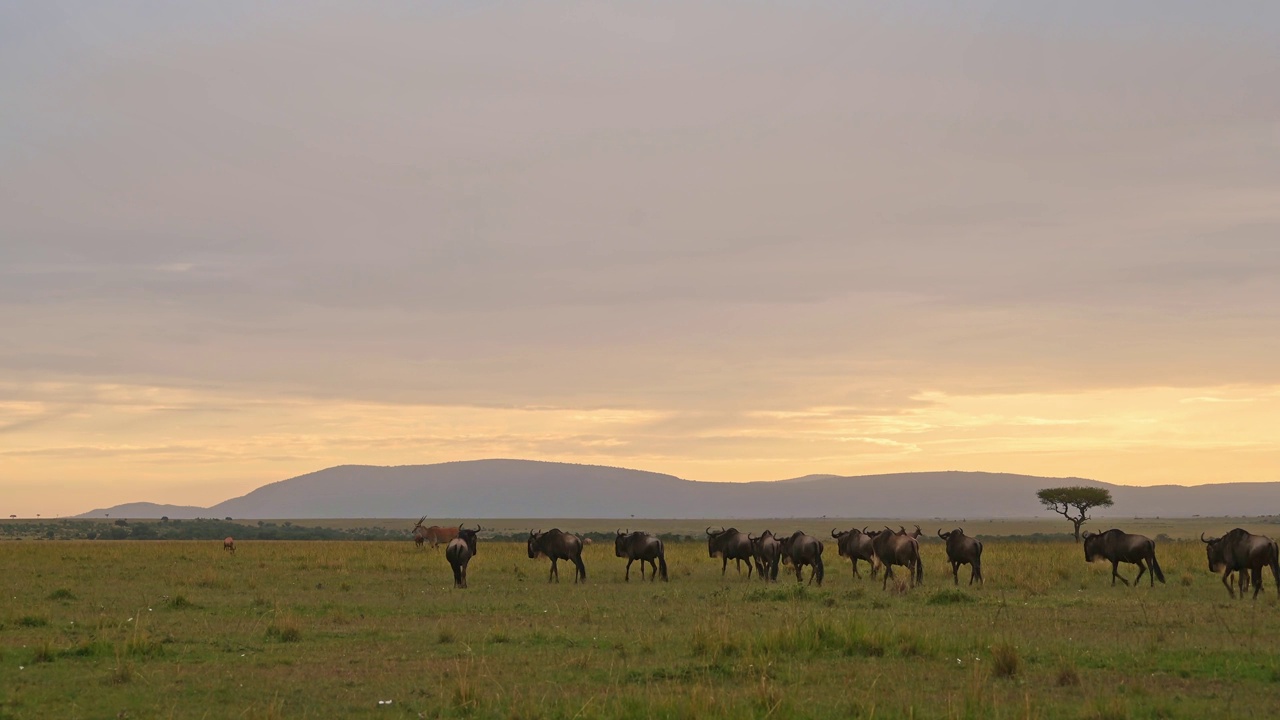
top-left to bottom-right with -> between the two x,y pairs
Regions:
77,502 -> 209,519
75,459 -> 1280,520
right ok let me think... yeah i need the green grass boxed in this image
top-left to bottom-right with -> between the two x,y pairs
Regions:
0,532 -> 1277,718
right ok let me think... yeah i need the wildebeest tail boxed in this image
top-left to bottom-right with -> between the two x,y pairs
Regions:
1269,541 -> 1280,595
814,554 -> 824,586
658,553 -> 669,582
1150,550 -> 1166,584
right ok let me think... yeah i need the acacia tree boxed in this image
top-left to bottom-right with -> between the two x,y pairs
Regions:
1036,486 -> 1113,542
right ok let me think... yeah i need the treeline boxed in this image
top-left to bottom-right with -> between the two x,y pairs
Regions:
0,518 -> 407,542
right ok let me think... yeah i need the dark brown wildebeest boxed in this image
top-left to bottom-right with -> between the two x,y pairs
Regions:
413,518 -> 462,550
1201,529 -> 1280,599
778,531 -> 824,586
937,528 -> 983,586
869,527 -> 922,589
445,525 -> 481,589
614,530 -> 668,582
706,527 -> 754,578
749,530 -> 783,582
831,528 -> 879,579
1082,529 -> 1165,587
223,537 -> 236,555
528,529 -> 587,583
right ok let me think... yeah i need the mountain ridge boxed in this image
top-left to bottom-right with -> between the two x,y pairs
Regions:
74,459 -> 1280,519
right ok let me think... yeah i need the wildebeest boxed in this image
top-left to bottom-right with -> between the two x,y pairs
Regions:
869,527 -> 922,589
778,531 -> 824,586
749,530 -> 783,582
614,530 -> 668,582
1082,529 -> 1166,587
412,518 -> 462,549
706,527 -> 754,578
446,525 -> 481,589
222,537 -> 236,554
1201,528 -> 1280,599
527,529 -> 588,583
831,528 -> 879,579
901,525 -> 924,539
937,528 -> 983,586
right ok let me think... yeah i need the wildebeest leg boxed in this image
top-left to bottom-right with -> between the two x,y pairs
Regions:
1221,569 -> 1237,598
881,565 -> 893,590
1252,567 -> 1264,599
647,559 -> 657,581
951,561 -> 960,586
721,557 -> 728,576
549,559 -> 559,583
624,558 -> 633,581
1111,561 -> 1129,586
1133,559 -> 1147,587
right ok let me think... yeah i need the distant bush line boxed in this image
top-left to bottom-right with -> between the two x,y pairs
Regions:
0,518 -> 407,542
6,521 -> 1265,543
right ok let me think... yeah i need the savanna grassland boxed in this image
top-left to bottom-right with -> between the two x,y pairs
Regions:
3,524 -> 1280,719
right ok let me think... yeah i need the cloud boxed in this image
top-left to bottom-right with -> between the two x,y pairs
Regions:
2,2 -> 1279,513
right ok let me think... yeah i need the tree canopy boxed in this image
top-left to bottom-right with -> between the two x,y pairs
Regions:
1037,486 -> 1114,542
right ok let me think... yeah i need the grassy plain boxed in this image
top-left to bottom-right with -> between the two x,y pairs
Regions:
3,523 -> 1280,719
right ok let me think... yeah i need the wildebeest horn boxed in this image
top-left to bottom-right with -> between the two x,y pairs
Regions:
706,526 -> 714,536
862,526 -> 869,534
1200,532 -> 1210,544
831,529 -> 841,538
457,522 -> 464,529
937,529 -> 946,539
748,533 -> 755,541
474,524 -> 481,532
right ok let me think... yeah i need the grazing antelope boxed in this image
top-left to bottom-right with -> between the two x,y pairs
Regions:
223,537 -> 236,554
412,517 -> 461,549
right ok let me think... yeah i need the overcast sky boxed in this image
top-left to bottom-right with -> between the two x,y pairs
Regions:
3,2 -> 1279,516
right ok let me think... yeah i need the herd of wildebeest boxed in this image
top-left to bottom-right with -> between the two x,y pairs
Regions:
391,518 -> 1280,597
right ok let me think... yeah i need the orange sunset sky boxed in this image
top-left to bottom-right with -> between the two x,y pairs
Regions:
3,3 -> 1279,517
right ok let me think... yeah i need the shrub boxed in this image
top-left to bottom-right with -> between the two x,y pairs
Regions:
991,641 -> 1020,678
927,589 -> 975,605
265,616 -> 302,643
